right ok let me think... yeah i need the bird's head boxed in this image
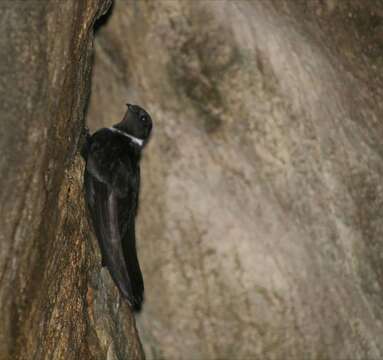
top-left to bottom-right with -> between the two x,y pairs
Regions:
115,104 -> 153,144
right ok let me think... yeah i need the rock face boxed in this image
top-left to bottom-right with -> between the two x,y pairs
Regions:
88,0 -> 383,359
0,1 -> 143,359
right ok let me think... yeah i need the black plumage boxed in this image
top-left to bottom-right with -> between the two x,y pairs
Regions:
81,104 -> 152,311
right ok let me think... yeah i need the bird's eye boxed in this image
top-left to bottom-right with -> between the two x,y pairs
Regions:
140,116 -> 147,122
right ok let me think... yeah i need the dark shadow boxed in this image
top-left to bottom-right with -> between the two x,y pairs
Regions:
94,0 -> 115,35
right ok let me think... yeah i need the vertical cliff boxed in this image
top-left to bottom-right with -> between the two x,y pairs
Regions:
88,1 -> 383,359
0,1 -> 143,359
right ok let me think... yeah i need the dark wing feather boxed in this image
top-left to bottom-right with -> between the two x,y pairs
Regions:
85,170 -> 136,303
84,169 -> 108,267
83,136 -> 143,309
118,184 -> 144,307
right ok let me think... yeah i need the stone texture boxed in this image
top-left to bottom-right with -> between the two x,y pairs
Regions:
0,1 -> 143,359
88,0 -> 383,359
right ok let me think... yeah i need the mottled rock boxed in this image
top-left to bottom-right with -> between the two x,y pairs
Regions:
88,0 -> 383,359
0,1 -> 143,359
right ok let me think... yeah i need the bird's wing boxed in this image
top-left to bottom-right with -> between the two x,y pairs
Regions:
117,172 -> 144,307
84,151 -> 143,310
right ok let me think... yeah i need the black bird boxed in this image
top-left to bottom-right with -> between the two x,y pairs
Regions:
81,104 -> 153,311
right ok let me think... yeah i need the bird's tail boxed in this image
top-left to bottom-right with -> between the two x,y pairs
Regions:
122,219 -> 144,312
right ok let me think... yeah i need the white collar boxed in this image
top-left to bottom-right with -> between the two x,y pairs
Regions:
108,126 -> 144,146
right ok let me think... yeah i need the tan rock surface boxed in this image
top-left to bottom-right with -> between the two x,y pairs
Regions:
88,0 -> 383,359
0,1 -> 143,359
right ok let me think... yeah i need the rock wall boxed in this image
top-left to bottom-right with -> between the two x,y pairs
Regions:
0,1 -> 143,359
88,1 -> 383,359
